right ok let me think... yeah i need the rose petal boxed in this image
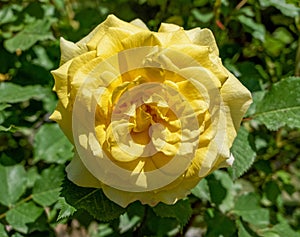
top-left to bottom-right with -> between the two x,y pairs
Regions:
66,152 -> 102,188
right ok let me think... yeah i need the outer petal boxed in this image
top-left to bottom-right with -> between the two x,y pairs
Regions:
59,37 -> 88,65
185,28 -> 219,55
158,22 -> 182,32
169,44 -> 228,84
101,176 -> 200,208
66,152 -> 102,188
130,18 -> 149,30
121,31 -> 162,49
83,15 -> 146,50
156,30 -> 192,46
220,70 -> 252,140
96,27 -> 131,57
51,60 -> 72,108
49,101 -> 73,143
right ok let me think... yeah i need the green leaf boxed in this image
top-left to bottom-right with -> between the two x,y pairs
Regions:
213,171 -> 235,213
0,104 -> 11,127
237,15 -> 266,41
33,123 -> 73,164
11,234 -> 24,237
153,199 -> 192,227
0,5 -> 17,25
0,103 -> 11,111
263,35 -> 285,57
0,223 -> 8,237
246,91 -> 266,117
273,27 -> 293,45
26,167 -> 40,188
255,77 -> 300,130
6,201 -> 43,234
236,219 -> 253,237
0,125 -> 16,132
191,8 -> 214,23
61,178 -> 126,222
228,126 -> 256,179
263,221 -> 300,237
32,45 -> 54,70
57,197 -> 77,221
32,166 -> 64,206
96,224 -> 114,237
234,193 -> 270,228
0,164 -> 27,206
119,213 -> 141,234
0,83 -> 48,104
191,178 -> 211,202
259,0 -> 300,17
4,18 -> 54,53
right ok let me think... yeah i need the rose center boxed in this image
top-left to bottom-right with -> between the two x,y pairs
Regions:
128,103 -> 164,146
132,104 -> 160,132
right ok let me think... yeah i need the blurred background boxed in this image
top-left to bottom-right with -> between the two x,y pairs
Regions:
0,0 -> 299,236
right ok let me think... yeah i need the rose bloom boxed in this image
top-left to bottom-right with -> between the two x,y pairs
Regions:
50,15 -> 252,207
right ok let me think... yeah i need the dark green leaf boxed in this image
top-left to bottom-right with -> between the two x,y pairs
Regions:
264,181 -> 280,204
255,77 -> 300,130
236,62 -> 262,92
6,201 -> 43,234
0,164 -> 27,206
32,166 -> 64,206
33,123 -> 73,164
147,215 -> 180,236
207,173 -> 227,206
126,201 -> 146,219
61,178 -> 126,222
205,209 -> 236,237
153,199 -> 192,227
228,126 -> 256,179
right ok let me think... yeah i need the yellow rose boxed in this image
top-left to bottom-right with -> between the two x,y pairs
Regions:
50,15 -> 252,207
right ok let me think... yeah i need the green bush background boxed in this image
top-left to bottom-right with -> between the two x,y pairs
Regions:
0,0 -> 299,236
